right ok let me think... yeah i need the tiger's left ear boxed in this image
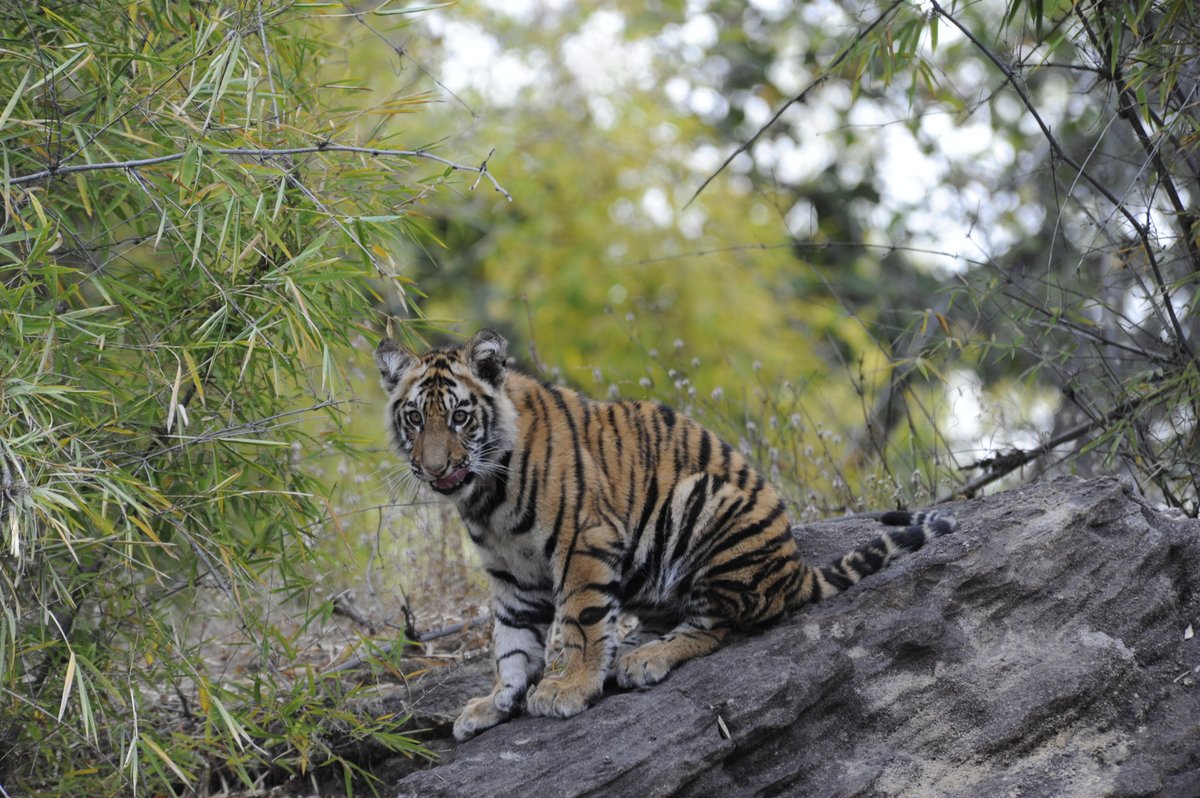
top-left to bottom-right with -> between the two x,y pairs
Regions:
466,329 -> 508,387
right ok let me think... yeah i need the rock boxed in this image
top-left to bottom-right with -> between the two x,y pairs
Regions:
392,477 -> 1200,797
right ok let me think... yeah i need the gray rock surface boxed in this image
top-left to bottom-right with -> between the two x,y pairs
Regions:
391,476 -> 1200,797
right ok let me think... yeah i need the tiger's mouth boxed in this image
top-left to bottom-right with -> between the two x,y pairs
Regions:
430,467 -> 471,494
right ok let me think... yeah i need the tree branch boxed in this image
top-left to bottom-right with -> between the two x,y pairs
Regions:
938,385 -> 1171,503
6,143 -> 513,201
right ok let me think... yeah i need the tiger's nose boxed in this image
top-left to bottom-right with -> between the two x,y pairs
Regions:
424,458 -> 450,477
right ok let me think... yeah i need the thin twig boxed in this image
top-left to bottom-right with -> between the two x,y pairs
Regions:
343,1 -> 478,118
323,615 -> 490,675
685,0 -> 906,208
616,238 -> 991,270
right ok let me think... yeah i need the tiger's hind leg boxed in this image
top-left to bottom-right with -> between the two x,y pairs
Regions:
615,619 -> 729,688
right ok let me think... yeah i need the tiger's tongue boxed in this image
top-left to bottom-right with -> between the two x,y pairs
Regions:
434,467 -> 469,491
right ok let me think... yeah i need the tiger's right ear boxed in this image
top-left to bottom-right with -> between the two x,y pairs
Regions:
466,329 -> 508,387
374,338 -> 415,392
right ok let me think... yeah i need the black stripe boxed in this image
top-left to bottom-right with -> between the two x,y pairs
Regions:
495,605 -> 554,631
635,407 -> 652,469
608,406 -> 622,462
682,495 -> 745,569
681,475 -> 711,538
889,527 -> 928,553
849,542 -> 887,574
649,484 -> 675,578
417,372 -> 454,392
697,431 -> 712,471
544,490 -> 566,560
709,494 -> 745,535
486,567 -> 521,587
668,474 -> 710,570
486,567 -> 547,593
711,502 -> 786,555
510,473 -> 539,535
572,578 -> 622,596
623,464 -> 639,531
578,605 -> 610,626
531,390 -> 554,485
463,450 -> 510,523
650,410 -> 664,464
620,563 -> 651,600
550,391 -> 587,595
819,566 -> 854,592
706,541 -> 781,578
633,474 -> 659,539
577,545 -> 625,569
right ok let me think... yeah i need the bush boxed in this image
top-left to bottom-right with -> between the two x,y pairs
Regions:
0,2 -> 502,793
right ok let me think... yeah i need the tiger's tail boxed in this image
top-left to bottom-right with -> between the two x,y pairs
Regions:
793,510 -> 957,606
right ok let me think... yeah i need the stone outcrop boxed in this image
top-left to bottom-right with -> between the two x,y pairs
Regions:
388,477 -> 1200,797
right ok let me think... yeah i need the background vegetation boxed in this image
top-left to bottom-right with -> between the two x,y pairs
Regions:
0,0 -> 1195,795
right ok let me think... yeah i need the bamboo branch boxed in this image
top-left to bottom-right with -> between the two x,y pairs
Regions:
929,0 -> 1194,363
1079,7 -> 1200,341
6,143 -> 513,201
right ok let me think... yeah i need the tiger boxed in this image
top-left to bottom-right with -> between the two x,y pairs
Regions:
374,329 -> 955,741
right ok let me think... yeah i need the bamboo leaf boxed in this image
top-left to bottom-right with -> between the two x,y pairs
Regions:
166,360 -> 183,434
372,2 -> 453,15
57,649 -> 77,721
141,735 -> 194,784
0,67 -> 31,131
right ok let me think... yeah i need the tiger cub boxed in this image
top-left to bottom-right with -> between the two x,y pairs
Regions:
375,329 -> 955,741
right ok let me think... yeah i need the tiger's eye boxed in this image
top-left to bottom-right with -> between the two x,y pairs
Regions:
404,409 -> 422,426
452,408 -> 471,426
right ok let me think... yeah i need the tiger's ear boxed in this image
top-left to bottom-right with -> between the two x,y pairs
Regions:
466,329 -> 508,387
374,338 -> 415,392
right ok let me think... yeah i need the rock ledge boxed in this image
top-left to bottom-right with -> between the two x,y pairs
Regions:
393,477 -> 1200,798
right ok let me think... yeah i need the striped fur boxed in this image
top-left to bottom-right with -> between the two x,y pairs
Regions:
375,330 -> 956,741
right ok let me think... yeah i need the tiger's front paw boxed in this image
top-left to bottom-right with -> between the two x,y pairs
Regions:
525,673 -> 600,719
616,645 -> 672,689
452,684 -> 524,741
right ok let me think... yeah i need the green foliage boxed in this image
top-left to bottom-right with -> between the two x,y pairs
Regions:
0,1 -> 492,793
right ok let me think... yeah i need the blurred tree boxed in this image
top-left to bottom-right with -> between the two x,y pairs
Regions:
363,2 -> 917,512
0,1 -> 495,793
663,0 -> 1199,511
386,0 -> 1198,513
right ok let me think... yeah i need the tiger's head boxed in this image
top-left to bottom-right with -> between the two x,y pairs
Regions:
374,329 -> 517,497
